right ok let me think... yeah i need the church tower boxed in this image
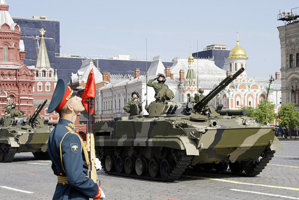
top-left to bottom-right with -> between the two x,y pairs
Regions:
33,28 -> 58,122
183,55 -> 197,102
227,33 -> 248,78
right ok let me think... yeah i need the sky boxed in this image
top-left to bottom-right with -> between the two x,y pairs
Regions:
8,0 -> 299,78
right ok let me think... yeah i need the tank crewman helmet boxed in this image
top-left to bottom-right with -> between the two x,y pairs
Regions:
131,91 -> 140,98
157,73 -> 166,83
47,79 -> 74,113
198,88 -> 204,93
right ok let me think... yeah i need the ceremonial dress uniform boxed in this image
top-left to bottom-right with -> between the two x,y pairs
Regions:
48,119 -> 98,200
47,79 -> 101,200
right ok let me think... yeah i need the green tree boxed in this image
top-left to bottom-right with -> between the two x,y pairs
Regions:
277,103 -> 299,138
242,106 -> 255,118
253,100 -> 276,125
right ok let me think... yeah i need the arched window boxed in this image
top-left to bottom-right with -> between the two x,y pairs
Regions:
290,54 -> 294,68
37,82 -> 43,92
296,53 -> 299,67
45,82 -> 51,92
36,71 -> 39,77
235,63 -> 237,71
42,70 -> 46,77
3,45 -> 8,61
49,71 -> 52,78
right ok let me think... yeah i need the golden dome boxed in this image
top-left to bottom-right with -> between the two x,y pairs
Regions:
228,33 -> 248,59
188,55 -> 194,62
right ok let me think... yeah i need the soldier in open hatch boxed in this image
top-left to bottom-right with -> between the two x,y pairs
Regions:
194,88 -> 205,103
123,91 -> 142,116
147,73 -> 174,102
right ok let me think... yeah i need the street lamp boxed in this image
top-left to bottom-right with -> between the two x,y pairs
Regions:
266,75 -> 275,100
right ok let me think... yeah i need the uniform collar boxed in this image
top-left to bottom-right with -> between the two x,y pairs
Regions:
58,118 -> 75,129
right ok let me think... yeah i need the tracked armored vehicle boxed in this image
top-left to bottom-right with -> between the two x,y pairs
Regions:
0,100 -> 51,162
94,68 -> 281,181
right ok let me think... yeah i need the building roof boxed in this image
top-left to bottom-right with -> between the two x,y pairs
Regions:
71,59 -> 103,85
0,0 -> 17,31
146,56 -> 165,76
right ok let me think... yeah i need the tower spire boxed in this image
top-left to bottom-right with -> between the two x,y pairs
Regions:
36,28 -> 51,68
237,32 -> 239,45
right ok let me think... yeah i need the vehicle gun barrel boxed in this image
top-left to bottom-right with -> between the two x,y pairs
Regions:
28,100 -> 47,126
194,67 -> 244,112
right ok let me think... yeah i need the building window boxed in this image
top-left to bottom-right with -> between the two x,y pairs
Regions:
292,89 -> 299,105
296,53 -> 299,67
3,45 -> 8,61
49,71 -> 52,77
235,63 -> 237,71
249,101 -> 251,106
236,101 -> 239,106
290,54 -> 294,68
45,82 -> 50,92
36,71 -> 39,77
230,63 -> 232,72
37,82 -> 43,92
42,70 -> 46,77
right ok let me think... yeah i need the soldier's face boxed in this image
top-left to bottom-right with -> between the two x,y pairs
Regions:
132,94 -> 138,100
68,96 -> 85,113
158,76 -> 164,82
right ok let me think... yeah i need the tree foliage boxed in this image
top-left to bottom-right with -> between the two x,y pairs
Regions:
277,103 -> 299,128
243,100 -> 276,125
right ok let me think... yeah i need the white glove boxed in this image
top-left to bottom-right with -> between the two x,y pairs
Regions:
100,187 -> 105,199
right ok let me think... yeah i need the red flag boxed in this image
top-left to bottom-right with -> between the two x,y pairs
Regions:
82,69 -> 96,114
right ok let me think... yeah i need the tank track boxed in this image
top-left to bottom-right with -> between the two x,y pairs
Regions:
100,148 -> 193,181
242,149 -> 275,177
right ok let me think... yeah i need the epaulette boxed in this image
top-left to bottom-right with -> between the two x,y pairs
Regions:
65,126 -> 75,134
67,123 -> 75,129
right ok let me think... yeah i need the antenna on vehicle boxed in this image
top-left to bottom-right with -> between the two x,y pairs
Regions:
145,38 -> 148,108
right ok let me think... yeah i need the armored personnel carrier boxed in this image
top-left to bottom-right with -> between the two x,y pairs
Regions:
0,100 -> 51,162
94,68 -> 281,181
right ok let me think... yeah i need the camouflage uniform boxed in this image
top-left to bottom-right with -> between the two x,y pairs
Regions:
123,101 -> 142,116
147,79 -> 174,102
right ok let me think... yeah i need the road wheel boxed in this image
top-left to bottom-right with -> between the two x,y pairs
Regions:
3,146 -> 17,162
124,157 -> 134,175
0,148 -> 4,161
104,155 -> 114,172
229,162 -> 243,175
135,158 -> 146,176
160,159 -> 170,180
149,158 -> 159,178
214,162 -> 228,173
115,156 -> 124,173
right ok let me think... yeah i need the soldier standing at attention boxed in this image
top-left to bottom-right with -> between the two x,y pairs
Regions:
147,73 -> 174,102
123,91 -> 142,116
47,79 -> 104,200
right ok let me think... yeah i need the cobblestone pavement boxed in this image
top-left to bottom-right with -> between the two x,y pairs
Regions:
0,141 -> 299,200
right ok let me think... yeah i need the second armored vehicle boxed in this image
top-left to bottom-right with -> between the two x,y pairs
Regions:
0,100 -> 51,162
94,68 -> 281,181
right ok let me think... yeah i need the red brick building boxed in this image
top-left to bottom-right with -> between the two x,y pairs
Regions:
0,0 -> 35,116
